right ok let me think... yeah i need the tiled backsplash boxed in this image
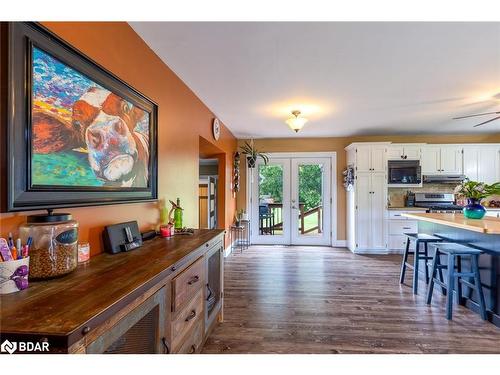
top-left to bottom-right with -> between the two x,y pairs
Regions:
388,184 -> 500,208
388,183 -> 457,207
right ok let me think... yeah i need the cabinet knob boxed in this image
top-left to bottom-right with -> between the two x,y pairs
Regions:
185,309 -> 197,322
82,326 -> 91,335
171,266 -> 177,272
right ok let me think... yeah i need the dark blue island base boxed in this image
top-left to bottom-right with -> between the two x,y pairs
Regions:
417,220 -> 500,327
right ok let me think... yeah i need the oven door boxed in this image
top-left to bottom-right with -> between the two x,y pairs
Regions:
388,160 -> 422,187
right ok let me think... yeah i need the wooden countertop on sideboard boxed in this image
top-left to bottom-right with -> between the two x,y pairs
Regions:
402,213 -> 500,234
0,229 -> 224,346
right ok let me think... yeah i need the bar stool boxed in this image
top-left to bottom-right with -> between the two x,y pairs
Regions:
426,243 -> 487,321
399,233 -> 443,294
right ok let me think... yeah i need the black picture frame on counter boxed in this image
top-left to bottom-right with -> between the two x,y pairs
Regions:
4,22 -> 158,212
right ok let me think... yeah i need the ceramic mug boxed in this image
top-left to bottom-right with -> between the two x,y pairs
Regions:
0,257 -> 30,294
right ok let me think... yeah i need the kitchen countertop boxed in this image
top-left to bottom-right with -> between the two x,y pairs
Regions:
402,213 -> 500,234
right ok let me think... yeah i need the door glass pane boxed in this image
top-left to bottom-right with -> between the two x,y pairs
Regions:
297,164 -> 323,236
258,164 -> 283,236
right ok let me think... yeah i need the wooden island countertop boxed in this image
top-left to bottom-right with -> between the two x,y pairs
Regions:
402,213 -> 500,234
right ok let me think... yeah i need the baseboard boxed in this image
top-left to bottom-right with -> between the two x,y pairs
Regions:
332,240 -> 347,248
224,242 -> 234,257
354,248 -> 404,255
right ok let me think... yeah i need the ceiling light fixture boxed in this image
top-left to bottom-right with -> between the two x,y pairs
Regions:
285,110 -> 308,133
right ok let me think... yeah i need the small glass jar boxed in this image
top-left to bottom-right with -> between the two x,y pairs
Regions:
19,211 -> 79,279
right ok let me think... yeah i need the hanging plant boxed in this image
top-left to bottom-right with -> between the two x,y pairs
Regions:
239,140 -> 269,168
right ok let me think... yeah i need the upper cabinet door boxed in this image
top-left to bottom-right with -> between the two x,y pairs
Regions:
440,146 -> 463,174
370,145 -> 387,172
463,147 -> 479,181
421,146 -> 441,174
477,147 -> 500,184
356,145 -> 372,172
387,146 -> 404,160
403,146 -> 421,160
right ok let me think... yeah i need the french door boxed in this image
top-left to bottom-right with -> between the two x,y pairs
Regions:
250,155 -> 332,246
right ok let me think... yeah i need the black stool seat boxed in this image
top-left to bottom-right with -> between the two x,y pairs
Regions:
399,233 -> 444,294
405,233 -> 443,242
426,242 -> 487,321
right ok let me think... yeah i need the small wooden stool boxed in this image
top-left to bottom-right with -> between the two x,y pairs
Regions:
426,243 -> 487,321
399,233 -> 443,294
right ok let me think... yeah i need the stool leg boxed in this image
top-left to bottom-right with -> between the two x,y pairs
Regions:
436,253 -> 446,296
426,249 -> 439,305
446,254 -> 455,320
424,242 -> 429,284
456,256 -> 463,306
471,255 -> 487,320
413,240 -> 420,294
399,237 -> 410,284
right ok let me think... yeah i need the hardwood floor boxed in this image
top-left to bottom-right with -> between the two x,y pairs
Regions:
202,246 -> 500,354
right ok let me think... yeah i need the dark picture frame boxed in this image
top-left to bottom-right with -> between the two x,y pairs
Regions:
5,22 -> 158,212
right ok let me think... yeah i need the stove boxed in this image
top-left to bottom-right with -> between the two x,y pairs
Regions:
414,193 -> 464,213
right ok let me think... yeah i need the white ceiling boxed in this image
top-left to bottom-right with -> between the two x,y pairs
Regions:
130,22 -> 500,138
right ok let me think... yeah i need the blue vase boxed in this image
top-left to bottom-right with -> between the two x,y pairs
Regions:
463,198 -> 486,219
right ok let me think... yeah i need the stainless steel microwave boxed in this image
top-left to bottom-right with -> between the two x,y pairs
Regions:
388,160 -> 422,186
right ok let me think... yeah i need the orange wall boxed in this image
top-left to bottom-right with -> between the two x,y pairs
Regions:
237,134 -> 500,241
0,22 -> 237,256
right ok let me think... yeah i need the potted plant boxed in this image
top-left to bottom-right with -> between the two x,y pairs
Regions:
240,140 -> 269,168
454,179 -> 500,219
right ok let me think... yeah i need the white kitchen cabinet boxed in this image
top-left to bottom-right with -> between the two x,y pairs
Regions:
421,145 -> 441,174
355,172 -> 387,251
421,145 -> 463,174
387,144 -> 422,160
353,144 -> 387,173
440,146 -> 463,174
463,146 -> 500,183
387,210 -> 420,251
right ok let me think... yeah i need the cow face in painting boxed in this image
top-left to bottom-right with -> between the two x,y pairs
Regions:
72,87 -> 149,187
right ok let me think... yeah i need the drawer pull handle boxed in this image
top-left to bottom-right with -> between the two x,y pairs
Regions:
403,227 -> 412,230
185,310 -> 197,322
162,337 -> 170,354
188,275 -> 200,285
189,344 -> 196,354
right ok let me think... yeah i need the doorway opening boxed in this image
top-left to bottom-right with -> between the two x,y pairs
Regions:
248,152 -> 336,246
199,159 -> 218,229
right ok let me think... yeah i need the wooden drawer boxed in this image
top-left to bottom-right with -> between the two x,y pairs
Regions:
172,256 -> 204,312
389,220 -> 417,235
172,289 -> 203,350
388,235 -> 408,250
174,320 -> 204,354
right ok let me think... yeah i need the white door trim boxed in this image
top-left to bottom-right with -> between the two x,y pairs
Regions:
246,152 -> 337,246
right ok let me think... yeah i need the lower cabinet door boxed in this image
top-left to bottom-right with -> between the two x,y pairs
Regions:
86,287 -> 167,354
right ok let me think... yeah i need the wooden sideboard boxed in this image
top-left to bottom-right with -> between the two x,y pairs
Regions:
0,229 -> 225,354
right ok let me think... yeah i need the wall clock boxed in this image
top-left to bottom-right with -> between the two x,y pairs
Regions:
212,118 -> 221,141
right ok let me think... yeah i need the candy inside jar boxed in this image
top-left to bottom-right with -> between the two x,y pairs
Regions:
19,210 -> 79,280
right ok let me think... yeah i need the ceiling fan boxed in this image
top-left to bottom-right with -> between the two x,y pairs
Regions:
453,110 -> 500,127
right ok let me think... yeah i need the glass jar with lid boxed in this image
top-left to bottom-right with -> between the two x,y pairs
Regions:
19,210 -> 79,279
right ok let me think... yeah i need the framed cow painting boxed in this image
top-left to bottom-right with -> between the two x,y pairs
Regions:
5,22 -> 158,211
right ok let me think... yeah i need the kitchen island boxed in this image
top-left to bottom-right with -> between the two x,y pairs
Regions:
403,213 -> 500,327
